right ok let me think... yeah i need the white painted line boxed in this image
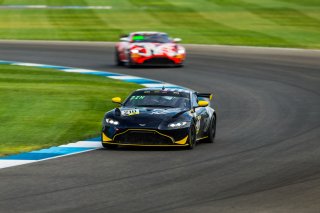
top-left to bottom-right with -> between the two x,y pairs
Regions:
1,40 -> 319,53
26,5 -> 47,9
62,68 -> 98,73
108,75 -> 142,80
14,62 -> 47,67
86,6 -> 112,9
0,160 -> 36,169
59,141 -> 102,148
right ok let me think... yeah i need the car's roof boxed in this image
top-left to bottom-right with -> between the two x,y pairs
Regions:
136,87 -> 193,94
130,31 -> 167,35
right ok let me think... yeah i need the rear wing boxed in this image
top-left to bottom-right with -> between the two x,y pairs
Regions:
196,93 -> 213,101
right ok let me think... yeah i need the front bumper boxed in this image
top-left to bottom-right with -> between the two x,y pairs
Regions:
130,54 -> 185,65
102,127 -> 189,147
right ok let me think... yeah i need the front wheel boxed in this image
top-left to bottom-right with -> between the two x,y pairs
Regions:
115,50 -> 123,66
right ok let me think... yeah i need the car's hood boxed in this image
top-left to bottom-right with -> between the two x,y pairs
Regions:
109,107 -> 189,129
129,43 -> 183,56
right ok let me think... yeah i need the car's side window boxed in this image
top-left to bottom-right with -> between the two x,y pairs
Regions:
192,93 -> 198,107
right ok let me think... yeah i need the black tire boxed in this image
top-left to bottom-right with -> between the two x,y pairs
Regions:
115,50 -> 123,66
102,143 -> 117,149
204,116 -> 216,143
126,54 -> 134,68
187,125 -> 197,150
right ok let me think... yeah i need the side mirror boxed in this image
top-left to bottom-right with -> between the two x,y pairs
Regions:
120,37 -> 129,42
119,34 -> 128,38
112,97 -> 122,104
173,38 -> 182,43
197,100 -> 209,107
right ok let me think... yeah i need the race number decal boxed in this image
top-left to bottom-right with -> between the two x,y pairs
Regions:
121,109 -> 140,116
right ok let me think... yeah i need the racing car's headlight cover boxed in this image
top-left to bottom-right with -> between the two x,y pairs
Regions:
105,118 -> 119,125
168,121 -> 188,128
131,49 -> 139,54
177,49 -> 185,54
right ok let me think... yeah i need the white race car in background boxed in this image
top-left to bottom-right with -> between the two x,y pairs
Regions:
115,31 -> 186,67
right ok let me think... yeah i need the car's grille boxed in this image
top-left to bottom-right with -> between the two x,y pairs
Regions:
144,58 -> 175,65
114,130 -> 173,145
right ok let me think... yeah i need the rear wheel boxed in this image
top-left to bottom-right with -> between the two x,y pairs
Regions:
187,125 -> 197,150
126,54 -> 135,68
204,116 -> 216,143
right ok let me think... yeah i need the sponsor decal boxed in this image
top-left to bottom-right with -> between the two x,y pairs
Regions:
0,5 -> 112,10
196,115 -> 201,133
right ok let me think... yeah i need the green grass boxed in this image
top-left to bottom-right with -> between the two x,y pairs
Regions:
0,0 -> 319,48
0,65 -> 141,156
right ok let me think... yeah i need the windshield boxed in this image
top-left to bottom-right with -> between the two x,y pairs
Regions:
131,34 -> 171,43
124,90 -> 190,109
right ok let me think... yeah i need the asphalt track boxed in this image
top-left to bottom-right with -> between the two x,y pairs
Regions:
0,41 -> 319,213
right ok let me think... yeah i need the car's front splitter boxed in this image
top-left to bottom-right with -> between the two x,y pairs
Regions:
102,127 -> 189,146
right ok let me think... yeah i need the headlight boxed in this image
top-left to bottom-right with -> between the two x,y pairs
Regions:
105,118 -> 119,125
131,48 -> 146,54
177,49 -> 185,54
168,121 -> 188,128
131,49 -> 139,54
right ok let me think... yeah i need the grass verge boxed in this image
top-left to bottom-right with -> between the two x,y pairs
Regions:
0,64 -> 141,156
0,0 -> 319,48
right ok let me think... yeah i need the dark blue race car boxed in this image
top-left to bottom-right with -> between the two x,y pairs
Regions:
101,88 -> 216,149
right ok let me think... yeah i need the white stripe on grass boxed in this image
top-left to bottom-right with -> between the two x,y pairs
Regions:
0,5 -> 112,10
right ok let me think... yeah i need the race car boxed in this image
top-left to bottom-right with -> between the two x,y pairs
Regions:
101,87 -> 216,149
115,31 -> 186,67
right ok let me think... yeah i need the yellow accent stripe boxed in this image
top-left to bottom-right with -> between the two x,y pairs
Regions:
102,132 -> 112,142
102,141 -> 188,147
196,136 -> 208,141
175,135 -> 188,145
104,129 -> 191,146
